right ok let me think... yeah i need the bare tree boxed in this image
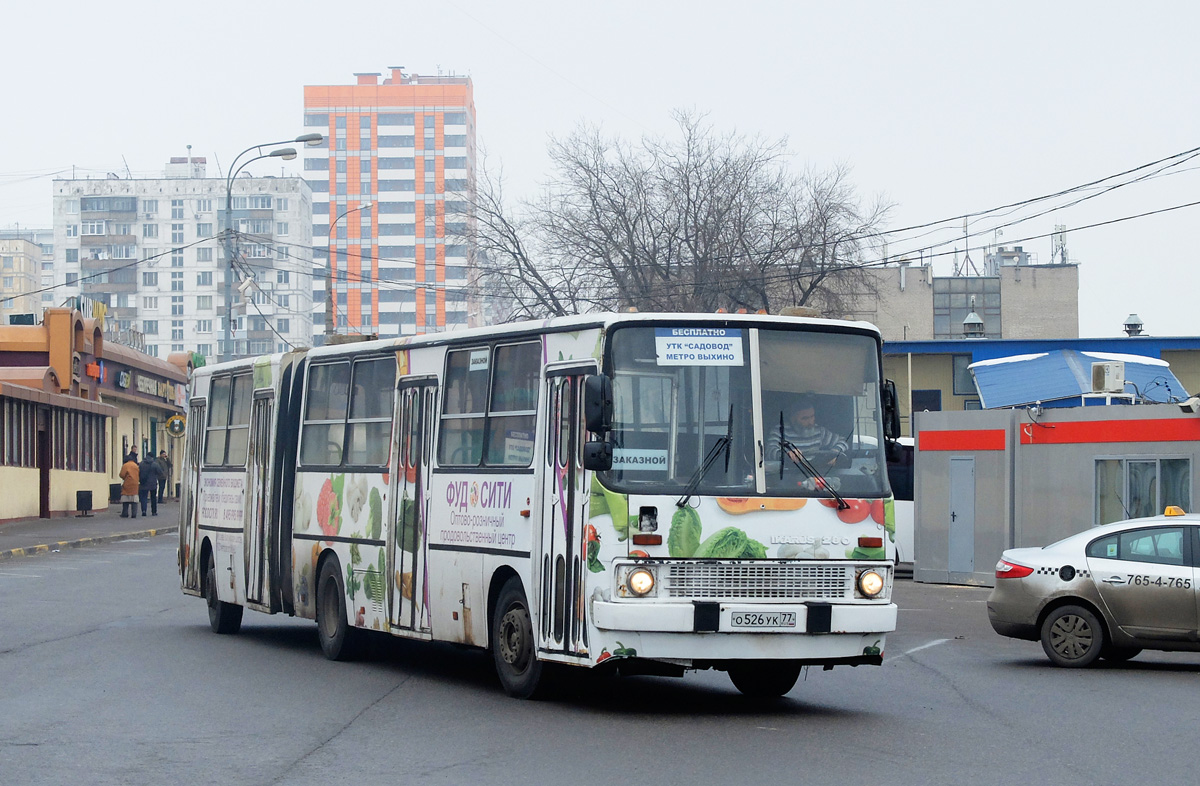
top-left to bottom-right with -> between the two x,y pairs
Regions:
464,112 -> 890,320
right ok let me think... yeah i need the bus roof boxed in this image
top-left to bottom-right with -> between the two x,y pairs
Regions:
198,311 -> 882,374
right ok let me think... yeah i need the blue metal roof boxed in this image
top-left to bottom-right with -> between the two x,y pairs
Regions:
968,349 -> 1188,408
883,335 -> 1200,361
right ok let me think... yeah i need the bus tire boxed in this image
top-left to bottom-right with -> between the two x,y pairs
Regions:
205,550 -> 243,635
492,577 -> 544,698
729,661 -> 801,698
316,558 -> 362,661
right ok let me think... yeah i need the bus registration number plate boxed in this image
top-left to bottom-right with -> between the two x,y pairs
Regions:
730,611 -> 797,628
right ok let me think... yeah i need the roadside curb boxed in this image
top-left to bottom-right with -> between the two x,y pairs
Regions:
0,526 -> 178,563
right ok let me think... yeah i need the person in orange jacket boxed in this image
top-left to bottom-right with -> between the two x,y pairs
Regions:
119,451 -> 141,518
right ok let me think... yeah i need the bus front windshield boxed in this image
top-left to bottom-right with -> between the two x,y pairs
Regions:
605,325 -> 888,498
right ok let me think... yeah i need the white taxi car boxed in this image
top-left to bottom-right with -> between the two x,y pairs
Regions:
987,507 -> 1199,667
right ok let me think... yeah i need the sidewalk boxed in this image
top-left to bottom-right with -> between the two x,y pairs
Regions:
0,499 -> 179,561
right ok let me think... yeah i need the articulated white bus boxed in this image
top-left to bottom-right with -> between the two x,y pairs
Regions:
179,312 -> 901,698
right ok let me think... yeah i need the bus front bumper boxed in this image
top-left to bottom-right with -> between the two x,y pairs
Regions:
593,599 -> 896,635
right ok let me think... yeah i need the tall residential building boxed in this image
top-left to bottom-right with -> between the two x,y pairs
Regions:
52,158 -> 313,360
0,237 -> 41,323
303,67 -> 475,338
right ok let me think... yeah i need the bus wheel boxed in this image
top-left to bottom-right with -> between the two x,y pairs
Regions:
205,551 -> 243,635
316,558 -> 362,661
729,661 -> 801,698
492,578 -> 544,698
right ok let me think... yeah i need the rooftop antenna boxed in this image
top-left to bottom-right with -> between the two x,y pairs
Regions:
122,155 -> 133,179
1052,224 -> 1068,265
957,217 -> 979,276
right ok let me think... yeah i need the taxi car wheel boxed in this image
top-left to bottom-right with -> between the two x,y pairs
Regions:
1100,645 -> 1142,663
1040,605 -> 1104,667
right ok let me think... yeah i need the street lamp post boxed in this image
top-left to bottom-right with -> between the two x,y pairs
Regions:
220,133 -> 324,363
324,201 -> 373,341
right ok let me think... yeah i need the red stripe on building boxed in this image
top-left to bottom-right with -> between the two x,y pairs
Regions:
1018,418 -> 1200,445
919,429 -> 1006,451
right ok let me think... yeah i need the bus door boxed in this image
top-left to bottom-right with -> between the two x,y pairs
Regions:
180,400 -> 206,593
389,379 -> 437,633
540,367 -> 594,657
244,392 -> 275,607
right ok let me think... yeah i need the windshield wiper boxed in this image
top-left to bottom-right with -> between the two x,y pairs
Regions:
676,405 -> 733,508
777,412 -> 849,511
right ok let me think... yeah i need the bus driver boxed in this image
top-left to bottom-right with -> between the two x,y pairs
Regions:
766,395 -> 849,468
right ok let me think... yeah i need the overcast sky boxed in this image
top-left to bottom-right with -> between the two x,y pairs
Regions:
4,1 -> 1197,337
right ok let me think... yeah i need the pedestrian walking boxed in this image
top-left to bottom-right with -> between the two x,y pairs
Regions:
138,453 -> 162,517
156,450 -> 172,503
119,451 -> 140,518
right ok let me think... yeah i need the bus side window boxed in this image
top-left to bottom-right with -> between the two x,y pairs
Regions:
346,356 -> 396,466
438,348 -> 486,466
301,362 -> 351,466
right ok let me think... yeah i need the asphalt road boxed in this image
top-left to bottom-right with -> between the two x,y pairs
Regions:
2,535 -> 1197,786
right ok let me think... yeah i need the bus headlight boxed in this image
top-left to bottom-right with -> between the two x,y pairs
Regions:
627,567 -> 656,597
857,569 -> 885,598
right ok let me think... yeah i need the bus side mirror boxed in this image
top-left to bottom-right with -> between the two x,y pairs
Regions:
882,379 -> 901,441
583,374 -> 613,434
583,439 -> 612,471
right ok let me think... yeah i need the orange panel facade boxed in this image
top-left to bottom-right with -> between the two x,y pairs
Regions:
303,68 -> 475,338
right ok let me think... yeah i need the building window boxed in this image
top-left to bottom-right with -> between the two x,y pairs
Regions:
197,319 -> 213,333
197,271 -> 213,287
197,223 -> 213,238
277,270 -> 290,284
65,249 -> 79,264
250,195 -> 272,209
81,220 -> 105,236
143,296 -> 158,309
276,222 -> 289,236
1096,457 -> 1192,526
277,198 -> 289,211
933,277 -> 1002,340
196,199 -> 212,213
952,355 -> 976,395
143,272 -> 158,287
197,295 -> 212,310
170,224 -> 183,244
277,318 -> 290,333
66,224 -> 79,237
171,200 -> 184,219
143,320 -> 159,335
141,199 -> 158,215
171,249 -> 184,268
143,224 -> 158,239
171,296 -> 184,316
171,272 -> 184,291
197,247 -> 213,262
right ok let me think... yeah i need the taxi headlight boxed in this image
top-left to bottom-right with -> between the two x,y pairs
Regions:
627,567 -> 656,597
857,569 -> 885,598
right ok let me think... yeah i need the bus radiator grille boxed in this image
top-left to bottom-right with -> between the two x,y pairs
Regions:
663,563 -> 853,601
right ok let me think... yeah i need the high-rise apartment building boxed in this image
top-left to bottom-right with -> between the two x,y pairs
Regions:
303,67 -> 475,338
52,158 -> 313,360
0,237 -> 41,323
